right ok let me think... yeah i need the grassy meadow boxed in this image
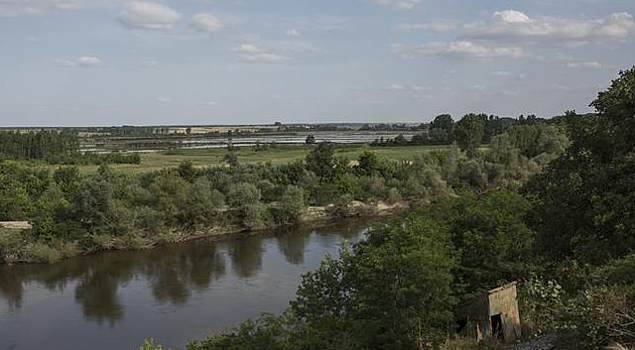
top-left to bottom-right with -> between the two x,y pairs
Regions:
46,144 -> 452,175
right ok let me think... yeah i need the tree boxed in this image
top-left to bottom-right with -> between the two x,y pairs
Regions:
305,134 -> 316,145
191,214 -> 458,350
440,191 -> 535,293
355,150 -> 381,177
227,183 -> 261,208
178,161 -> 197,182
525,66 -> 635,264
223,152 -> 239,168
455,113 -> 485,156
305,142 -> 334,179
228,183 -> 266,229
279,185 -> 305,223
429,114 -> 454,143
187,314 -> 288,350
291,215 -> 458,350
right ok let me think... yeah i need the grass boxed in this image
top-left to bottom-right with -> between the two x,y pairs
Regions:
45,145 -> 452,175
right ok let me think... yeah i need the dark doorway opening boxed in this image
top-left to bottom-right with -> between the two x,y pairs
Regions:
456,319 -> 467,334
491,314 -> 503,340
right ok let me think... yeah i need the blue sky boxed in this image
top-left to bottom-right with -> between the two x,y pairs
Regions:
1,0 -> 634,126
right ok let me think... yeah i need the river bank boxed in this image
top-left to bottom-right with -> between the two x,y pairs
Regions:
0,201 -> 408,265
0,217 -> 373,350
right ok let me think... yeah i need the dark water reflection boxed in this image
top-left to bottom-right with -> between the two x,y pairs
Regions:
0,219 -> 368,350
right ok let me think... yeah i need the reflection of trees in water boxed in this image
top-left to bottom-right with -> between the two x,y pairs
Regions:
186,244 -> 226,291
74,255 -> 134,325
0,240 -> 226,325
274,225 -> 313,265
0,220 -> 369,326
312,219 -> 369,249
0,256 -> 96,312
227,235 -> 264,278
0,267 -> 24,311
143,244 -> 225,305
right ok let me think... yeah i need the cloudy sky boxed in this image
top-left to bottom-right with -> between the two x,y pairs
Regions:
1,0 -> 634,126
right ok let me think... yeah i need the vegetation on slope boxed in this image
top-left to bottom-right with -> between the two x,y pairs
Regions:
143,66 -> 635,350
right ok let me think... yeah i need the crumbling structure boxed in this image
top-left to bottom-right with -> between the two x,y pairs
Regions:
455,282 -> 521,344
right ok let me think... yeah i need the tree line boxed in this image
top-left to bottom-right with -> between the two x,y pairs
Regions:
370,113 -> 547,152
0,130 -> 141,165
0,130 -> 78,160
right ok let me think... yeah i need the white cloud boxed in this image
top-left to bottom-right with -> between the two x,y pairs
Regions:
394,22 -> 457,32
54,59 -> 77,67
285,28 -> 301,37
192,13 -> 223,33
198,100 -> 217,106
0,0 -> 113,17
370,0 -> 421,10
393,41 -> 523,59
384,84 -> 405,91
383,84 -> 431,94
567,61 -> 603,69
77,56 -> 103,67
117,1 -> 181,31
229,38 -> 317,63
553,52 -> 575,62
492,71 -> 527,79
157,96 -> 174,103
272,41 -> 318,54
140,60 -> 158,68
232,44 -> 288,64
463,10 -> 634,45
54,56 -> 103,67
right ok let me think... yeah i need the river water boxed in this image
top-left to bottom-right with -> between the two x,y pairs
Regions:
0,220 -> 370,350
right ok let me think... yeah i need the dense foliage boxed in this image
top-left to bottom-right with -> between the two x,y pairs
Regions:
0,130 -> 78,160
526,67 -> 635,264
371,114 -> 517,149
178,66 -> 635,350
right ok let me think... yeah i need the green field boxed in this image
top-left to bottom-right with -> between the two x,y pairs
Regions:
52,145 -> 452,175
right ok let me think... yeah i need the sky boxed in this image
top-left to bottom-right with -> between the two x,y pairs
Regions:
0,0 -> 634,126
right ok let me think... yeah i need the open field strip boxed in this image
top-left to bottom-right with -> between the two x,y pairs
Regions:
45,145 -> 453,175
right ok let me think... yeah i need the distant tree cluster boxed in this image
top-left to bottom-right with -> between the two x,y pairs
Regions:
0,130 -> 78,160
359,123 -> 425,131
371,114 -> 518,156
0,130 -> 141,165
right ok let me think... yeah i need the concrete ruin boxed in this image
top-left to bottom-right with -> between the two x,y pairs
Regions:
455,282 -> 522,344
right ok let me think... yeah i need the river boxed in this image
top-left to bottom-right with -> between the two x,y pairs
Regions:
0,219 -> 370,350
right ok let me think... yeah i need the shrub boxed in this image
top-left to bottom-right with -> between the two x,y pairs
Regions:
278,185 -> 305,223
139,339 -> 171,350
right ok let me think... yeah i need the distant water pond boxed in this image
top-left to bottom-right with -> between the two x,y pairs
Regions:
0,219 -> 370,350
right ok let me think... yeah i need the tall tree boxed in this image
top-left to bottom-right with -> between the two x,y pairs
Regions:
526,66 -> 635,264
454,113 -> 485,156
305,142 -> 335,179
429,114 -> 455,143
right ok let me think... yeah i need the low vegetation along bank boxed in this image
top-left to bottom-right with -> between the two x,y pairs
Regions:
0,199 -> 404,264
129,67 -> 635,350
